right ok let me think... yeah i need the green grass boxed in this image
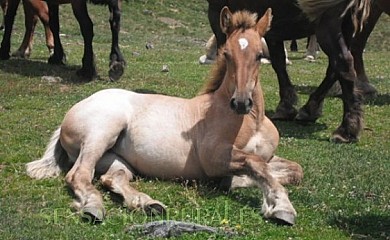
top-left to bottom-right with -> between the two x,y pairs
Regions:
0,1 -> 389,239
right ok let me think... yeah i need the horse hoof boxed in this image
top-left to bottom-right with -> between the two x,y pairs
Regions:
48,54 -> 67,65
108,61 -> 125,81
270,210 -> 296,226
0,51 -> 10,60
81,206 -> 105,224
357,82 -> 378,99
145,201 -> 167,216
295,105 -> 321,123
76,68 -> 96,82
199,55 -> 215,65
330,133 -> 358,144
271,108 -> 297,121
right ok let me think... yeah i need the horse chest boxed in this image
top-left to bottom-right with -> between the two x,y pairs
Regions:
241,132 -> 274,161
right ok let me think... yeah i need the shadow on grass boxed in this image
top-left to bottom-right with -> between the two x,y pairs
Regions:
329,214 -> 390,239
265,110 -> 329,141
0,58 -> 94,83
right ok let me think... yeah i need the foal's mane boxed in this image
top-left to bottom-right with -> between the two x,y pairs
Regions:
200,11 -> 258,95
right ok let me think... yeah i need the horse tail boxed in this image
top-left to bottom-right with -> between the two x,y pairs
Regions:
342,0 -> 371,35
26,127 -> 67,179
299,0 -> 371,34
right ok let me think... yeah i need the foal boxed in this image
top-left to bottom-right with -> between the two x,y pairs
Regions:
26,8 -> 303,226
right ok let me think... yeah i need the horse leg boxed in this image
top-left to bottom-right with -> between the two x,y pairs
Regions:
47,2 -> 66,65
98,152 -> 166,215
207,0 -> 227,49
351,3 -> 382,97
71,0 -> 96,81
299,9 -> 363,143
290,39 -> 298,52
296,64 -> 337,122
107,0 -> 125,81
267,39 -> 298,120
11,0 -> 39,58
0,0 -> 21,60
30,0 -> 54,56
229,148 -> 298,225
227,154 -> 303,190
304,35 -> 319,61
0,0 -> 7,30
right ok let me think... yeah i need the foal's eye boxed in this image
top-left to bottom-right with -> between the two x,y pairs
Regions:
256,52 -> 263,62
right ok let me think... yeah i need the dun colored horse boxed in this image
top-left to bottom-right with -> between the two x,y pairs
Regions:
26,8 -> 303,225
207,0 -> 372,143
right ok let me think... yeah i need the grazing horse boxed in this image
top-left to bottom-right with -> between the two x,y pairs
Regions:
47,0 -> 126,81
26,8 -> 303,225
207,0 -> 371,143
0,0 -> 55,59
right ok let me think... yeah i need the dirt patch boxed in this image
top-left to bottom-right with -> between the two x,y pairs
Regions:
157,17 -> 184,29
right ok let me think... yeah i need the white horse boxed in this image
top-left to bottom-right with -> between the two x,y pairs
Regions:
26,7 -> 303,225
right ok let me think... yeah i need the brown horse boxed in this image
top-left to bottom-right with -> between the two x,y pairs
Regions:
0,0 -> 55,59
206,0 -> 372,143
26,8 -> 303,225
46,0 -> 126,81
0,0 -> 125,81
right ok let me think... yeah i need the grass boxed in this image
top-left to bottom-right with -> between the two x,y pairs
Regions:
0,1 -> 389,239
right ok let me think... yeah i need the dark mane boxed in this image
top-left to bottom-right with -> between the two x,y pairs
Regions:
200,11 -> 258,95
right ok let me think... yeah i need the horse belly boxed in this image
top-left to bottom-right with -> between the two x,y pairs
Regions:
114,111 -> 207,180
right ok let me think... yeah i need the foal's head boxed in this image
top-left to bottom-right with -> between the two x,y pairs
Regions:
220,7 -> 272,114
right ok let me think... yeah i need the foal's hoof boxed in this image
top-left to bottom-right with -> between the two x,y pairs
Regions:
270,211 -> 296,226
81,207 -> 105,224
108,61 -> 125,82
144,200 -> 167,216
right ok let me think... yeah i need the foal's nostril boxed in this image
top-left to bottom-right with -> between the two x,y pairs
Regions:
247,98 -> 253,109
230,98 -> 253,114
230,98 -> 238,111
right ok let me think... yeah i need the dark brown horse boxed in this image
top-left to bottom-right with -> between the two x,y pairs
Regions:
351,0 -> 390,96
0,0 -> 126,81
207,0 -> 373,143
46,0 -> 126,81
0,0 -> 55,59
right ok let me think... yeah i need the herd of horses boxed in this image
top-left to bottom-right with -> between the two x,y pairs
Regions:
4,0 -> 386,225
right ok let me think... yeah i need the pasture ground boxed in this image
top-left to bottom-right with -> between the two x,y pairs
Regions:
0,1 -> 389,239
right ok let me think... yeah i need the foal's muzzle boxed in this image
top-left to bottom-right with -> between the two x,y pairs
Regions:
230,97 -> 253,114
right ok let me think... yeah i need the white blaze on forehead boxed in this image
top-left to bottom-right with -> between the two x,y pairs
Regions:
238,38 -> 249,50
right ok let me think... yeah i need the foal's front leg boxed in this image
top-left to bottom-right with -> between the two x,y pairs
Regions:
229,148 -> 298,225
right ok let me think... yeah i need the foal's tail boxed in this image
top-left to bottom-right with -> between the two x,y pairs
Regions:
26,128 -> 68,179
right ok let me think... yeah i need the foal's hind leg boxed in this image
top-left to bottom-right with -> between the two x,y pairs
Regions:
98,152 -> 166,215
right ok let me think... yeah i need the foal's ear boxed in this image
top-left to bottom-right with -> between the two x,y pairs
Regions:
256,8 -> 272,37
220,6 -> 233,35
